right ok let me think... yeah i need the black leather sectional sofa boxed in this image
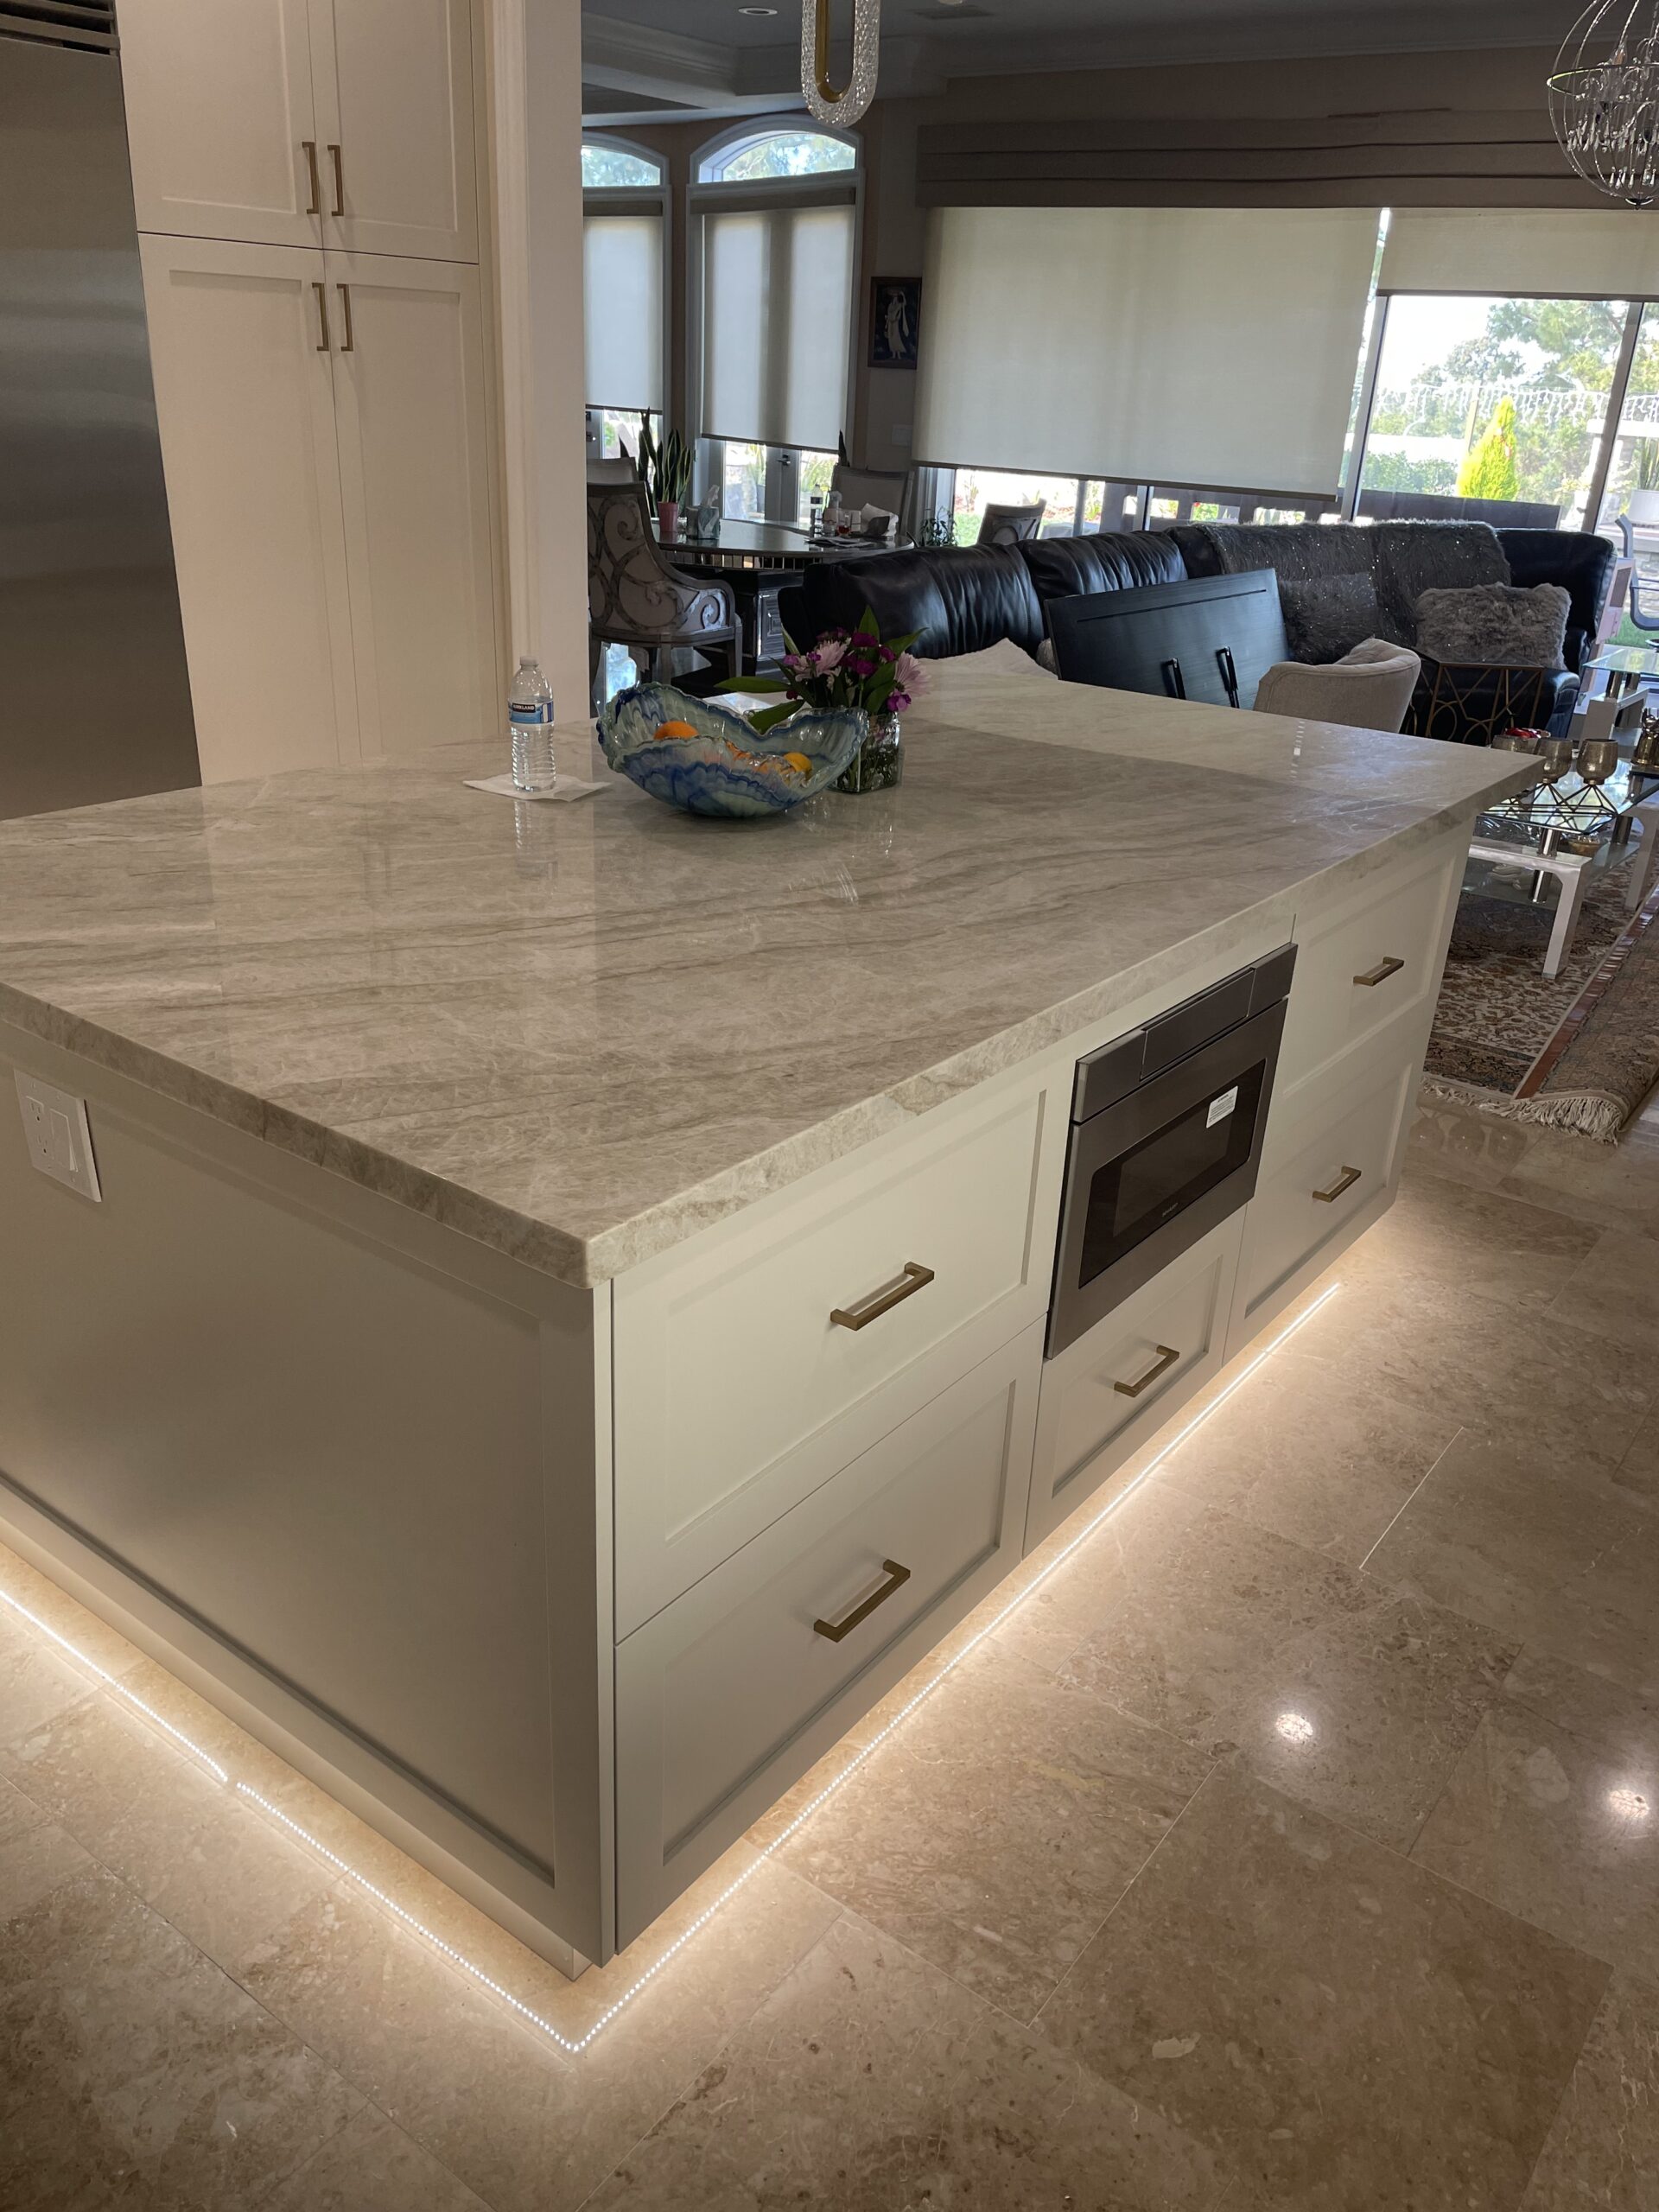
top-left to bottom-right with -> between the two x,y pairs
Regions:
778,520 -> 1615,741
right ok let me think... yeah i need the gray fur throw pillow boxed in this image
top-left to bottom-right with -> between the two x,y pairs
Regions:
1414,582 -> 1570,667
1281,575 -> 1382,664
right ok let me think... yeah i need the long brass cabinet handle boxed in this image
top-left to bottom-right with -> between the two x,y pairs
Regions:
328,143 -> 345,216
338,283 -> 355,352
312,281 -> 330,352
302,139 -> 321,215
1354,956 -> 1406,988
830,1262 -> 935,1331
1114,1344 -> 1180,1399
814,1559 -> 912,1643
1313,1164 -> 1363,1205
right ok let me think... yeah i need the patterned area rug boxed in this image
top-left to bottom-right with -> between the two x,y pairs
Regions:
1424,854 -> 1659,1141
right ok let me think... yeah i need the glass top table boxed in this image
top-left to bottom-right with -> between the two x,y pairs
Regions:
652,518 -> 909,573
1580,645 -> 1659,681
1467,754 -> 1659,977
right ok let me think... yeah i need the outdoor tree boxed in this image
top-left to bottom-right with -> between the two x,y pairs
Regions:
1456,394 -> 1520,500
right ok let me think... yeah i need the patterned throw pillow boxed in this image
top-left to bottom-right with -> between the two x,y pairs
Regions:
1414,582 -> 1571,667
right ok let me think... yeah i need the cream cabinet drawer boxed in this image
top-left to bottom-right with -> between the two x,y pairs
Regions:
613,1078 -> 1062,1634
1280,845 -> 1459,1096
1027,1211 -> 1241,1551
613,1325 -> 1041,1943
1234,1048 -> 1416,1345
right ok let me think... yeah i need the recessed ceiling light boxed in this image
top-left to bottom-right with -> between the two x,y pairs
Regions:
738,7 -> 778,14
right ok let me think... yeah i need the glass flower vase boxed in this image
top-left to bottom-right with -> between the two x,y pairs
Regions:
836,709 -> 903,794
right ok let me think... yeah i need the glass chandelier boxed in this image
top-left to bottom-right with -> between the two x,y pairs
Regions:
1550,1 -> 1659,206
801,0 -> 881,129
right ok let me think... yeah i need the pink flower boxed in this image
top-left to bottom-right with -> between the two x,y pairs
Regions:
894,652 -> 928,695
812,637 -> 849,673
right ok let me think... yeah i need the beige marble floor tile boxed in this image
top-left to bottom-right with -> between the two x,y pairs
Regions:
0,1819 -> 90,1926
1498,1117 -> 1659,1243
0,1773 -> 44,1845
1038,1764 -> 1610,2212
1406,1098 -> 1535,1192
775,1640 -> 1211,2022
0,1611 -> 105,1751
1518,1972 -> 1659,2212
1367,1433 -> 1659,1699
1414,1657 -> 1659,1977
1342,1169 -> 1600,1313
1615,1405 -> 1659,1512
2,1675 -> 342,1974
1286,1273 -> 1652,1470
0,1860 -> 362,2209
0,1536 -> 149,1679
1551,1224 -> 1659,1356
586,1910 -> 1230,2211
264,2103 -> 492,2212
1158,1347 -> 1458,1566
236,1842 -> 841,2212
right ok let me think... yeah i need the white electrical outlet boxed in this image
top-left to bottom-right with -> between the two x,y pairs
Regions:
14,1070 -> 102,1202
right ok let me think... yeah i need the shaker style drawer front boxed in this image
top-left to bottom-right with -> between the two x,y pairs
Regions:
613,1082 -> 1059,1634
613,1325 -> 1041,1943
1027,1211 -> 1241,1551
1234,1048 -> 1415,1343
1278,846 -> 1458,1097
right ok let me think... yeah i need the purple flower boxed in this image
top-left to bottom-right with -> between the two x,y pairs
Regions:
812,637 -> 849,674
888,691 -> 911,713
894,652 -> 928,696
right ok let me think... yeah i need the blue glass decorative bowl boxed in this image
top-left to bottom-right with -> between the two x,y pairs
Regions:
597,683 -> 866,819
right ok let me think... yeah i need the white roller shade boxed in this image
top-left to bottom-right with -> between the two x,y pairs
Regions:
583,212 -> 664,411
1381,208 -> 1659,298
701,201 -> 855,450
915,205 -> 1379,497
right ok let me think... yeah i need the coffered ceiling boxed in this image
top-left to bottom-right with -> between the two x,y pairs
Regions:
581,0 -> 1574,123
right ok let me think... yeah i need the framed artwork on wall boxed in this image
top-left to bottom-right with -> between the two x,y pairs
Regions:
869,276 -> 921,369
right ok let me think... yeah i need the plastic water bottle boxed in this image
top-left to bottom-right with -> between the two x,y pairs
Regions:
508,656 -> 556,792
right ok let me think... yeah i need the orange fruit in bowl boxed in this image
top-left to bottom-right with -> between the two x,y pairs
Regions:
780,753 -> 812,774
653,719 -> 699,741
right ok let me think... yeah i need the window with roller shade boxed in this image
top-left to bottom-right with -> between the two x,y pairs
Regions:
582,137 -> 666,423
915,206 -> 1379,501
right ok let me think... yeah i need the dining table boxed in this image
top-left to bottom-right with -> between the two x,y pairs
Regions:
652,517 -> 911,673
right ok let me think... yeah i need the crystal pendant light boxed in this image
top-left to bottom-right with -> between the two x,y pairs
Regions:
1550,1 -> 1659,207
801,0 -> 881,129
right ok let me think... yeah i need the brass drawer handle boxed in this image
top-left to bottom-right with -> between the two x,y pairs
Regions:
338,282 -> 355,352
1354,956 -> 1406,988
830,1262 -> 935,1331
328,142 -> 345,217
302,139 -> 321,216
312,281 -> 331,352
1313,1164 -> 1363,1205
1114,1344 -> 1180,1399
814,1559 -> 912,1643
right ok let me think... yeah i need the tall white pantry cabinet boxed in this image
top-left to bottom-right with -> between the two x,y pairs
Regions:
123,0 -> 501,781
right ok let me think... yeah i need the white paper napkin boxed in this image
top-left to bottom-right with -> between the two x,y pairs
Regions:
463,774 -> 607,804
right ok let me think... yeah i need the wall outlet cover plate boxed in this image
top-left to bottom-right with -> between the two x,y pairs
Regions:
14,1070 -> 102,1202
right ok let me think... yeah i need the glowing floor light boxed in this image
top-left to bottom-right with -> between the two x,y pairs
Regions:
0,1281 -> 1341,2055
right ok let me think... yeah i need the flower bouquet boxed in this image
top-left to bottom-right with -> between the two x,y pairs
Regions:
724,608 -> 926,793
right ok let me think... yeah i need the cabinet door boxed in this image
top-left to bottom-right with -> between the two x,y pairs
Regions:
312,0 -> 479,262
325,252 -> 498,758
140,238 -> 359,781
121,0 -> 324,248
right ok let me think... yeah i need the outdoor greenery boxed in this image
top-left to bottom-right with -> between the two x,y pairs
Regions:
1456,394 -> 1520,500
580,145 -> 661,189
704,130 -> 855,182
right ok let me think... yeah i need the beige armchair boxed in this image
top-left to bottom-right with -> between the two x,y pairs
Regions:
1251,639 -> 1421,734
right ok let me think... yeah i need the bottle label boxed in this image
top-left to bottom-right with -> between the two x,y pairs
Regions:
509,705 -> 550,726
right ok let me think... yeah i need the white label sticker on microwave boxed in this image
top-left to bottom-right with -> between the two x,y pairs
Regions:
1206,1086 -> 1239,1128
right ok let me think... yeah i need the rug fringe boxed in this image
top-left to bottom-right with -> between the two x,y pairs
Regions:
1418,1075 -> 1624,1141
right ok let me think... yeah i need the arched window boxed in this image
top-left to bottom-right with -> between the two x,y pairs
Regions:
582,137 -> 668,452
582,139 -> 664,191
696,126 -> 857,185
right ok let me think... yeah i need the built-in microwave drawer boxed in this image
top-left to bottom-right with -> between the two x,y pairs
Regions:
1027,1210 -> 1242,1552
1278,844 -> 1459,1098
1232,1047 -> 1417,1349
613,1325 -> 1041,1944
612,1079 -> 1060,1635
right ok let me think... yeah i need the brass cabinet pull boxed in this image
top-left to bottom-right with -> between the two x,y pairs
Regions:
1313,1164 -> 1363,1205
814,1559 -> 912,1643
338,283 -> 355,352
1114,1344 -> 1180,1399
312,281 -> 331,352
1353,955 -> 1406,988
302,139 -> 321,215
830,1262 -> 935,1331
328,142 -> 345,216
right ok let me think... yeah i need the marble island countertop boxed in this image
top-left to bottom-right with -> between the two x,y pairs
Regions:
0,663 -> 1528,1287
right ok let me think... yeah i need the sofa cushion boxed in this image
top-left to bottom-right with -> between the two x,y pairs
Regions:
1414,582 -> 1571,668
1281,574 -> 1382,664
784,543 -> 1046,659
1020,531 -> 1185,607
1172,522 -> 1373,585
1370,520 -> 1510,644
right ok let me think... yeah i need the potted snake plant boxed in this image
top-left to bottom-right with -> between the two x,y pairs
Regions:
638,414 -> 693,539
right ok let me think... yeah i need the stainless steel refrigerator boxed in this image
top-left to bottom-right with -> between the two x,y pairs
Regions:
0,2 -> 199,818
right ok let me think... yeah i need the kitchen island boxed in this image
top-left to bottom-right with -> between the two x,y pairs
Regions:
0,661 -> 1524,1968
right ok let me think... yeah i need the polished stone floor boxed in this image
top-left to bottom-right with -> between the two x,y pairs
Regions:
5,1093 -> 1659,2209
